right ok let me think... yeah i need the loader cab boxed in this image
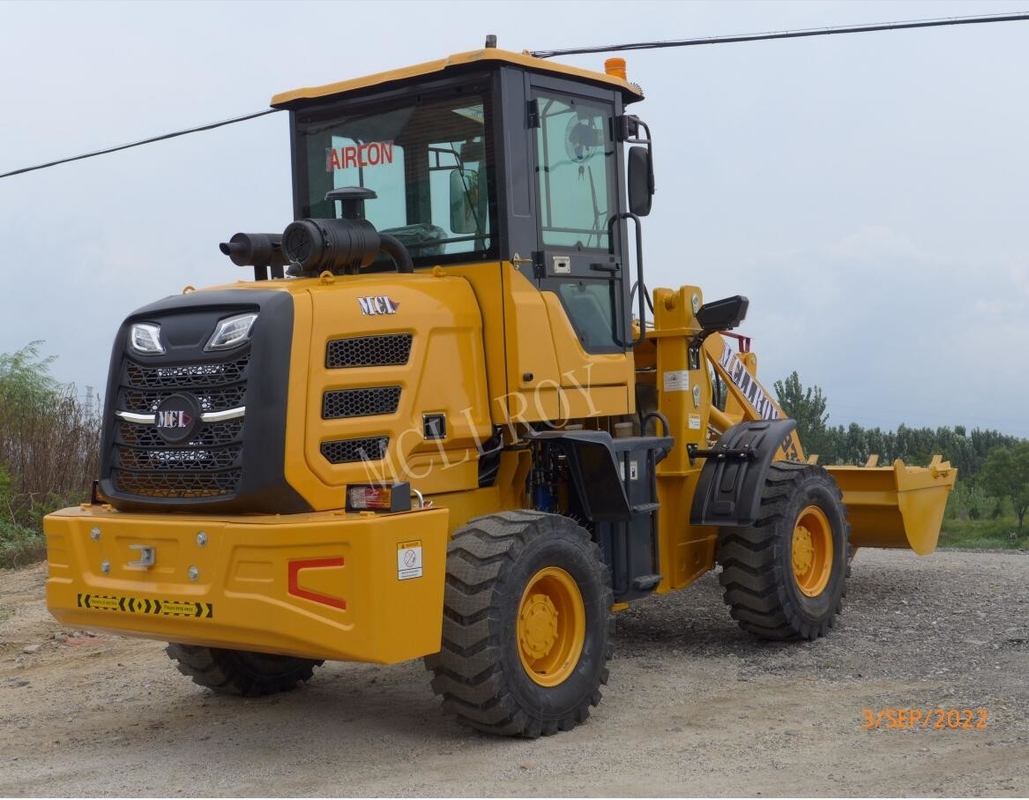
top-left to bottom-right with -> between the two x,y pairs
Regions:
274,47 -> 651,355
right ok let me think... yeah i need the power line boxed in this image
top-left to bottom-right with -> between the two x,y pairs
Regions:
2,11 -> 1027,181
0,108 -> 281,180
530,11 -> 1029,58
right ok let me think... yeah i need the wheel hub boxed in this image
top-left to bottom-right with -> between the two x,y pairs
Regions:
519,593 -> 559,659
516,566 -> 586,687
791,505 -> 833,598
792,527 -> 815,574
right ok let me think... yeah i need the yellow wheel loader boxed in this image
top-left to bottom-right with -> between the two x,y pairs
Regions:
44,41 -> 955,738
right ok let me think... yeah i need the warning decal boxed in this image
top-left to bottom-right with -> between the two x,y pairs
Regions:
77,593 -> 213,619
397,540 -> 423,581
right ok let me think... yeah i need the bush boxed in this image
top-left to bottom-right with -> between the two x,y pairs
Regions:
939,517 -> 1026,550
0,343 -> 101,568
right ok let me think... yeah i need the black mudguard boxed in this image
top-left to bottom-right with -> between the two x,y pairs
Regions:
526,430 -> 673,522
689,419 -> 798,527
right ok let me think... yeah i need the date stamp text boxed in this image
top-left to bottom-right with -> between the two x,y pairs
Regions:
861,708 -> 989,730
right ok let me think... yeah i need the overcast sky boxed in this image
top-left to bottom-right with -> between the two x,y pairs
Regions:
1,0 -> 1027,438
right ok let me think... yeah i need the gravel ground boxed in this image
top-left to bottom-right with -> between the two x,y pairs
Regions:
1,547 -> 1027,797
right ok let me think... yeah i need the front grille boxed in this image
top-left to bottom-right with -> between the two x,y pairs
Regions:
111,470 -> 243,498
126,355 -> 250,388
326,334 -> 412,368
116,445 -> 242,471
120,385 -> 246,415
322,386 -> 401,419
111,352 -> 249,500
321,437 -> 389,464
116,418 -> 243,449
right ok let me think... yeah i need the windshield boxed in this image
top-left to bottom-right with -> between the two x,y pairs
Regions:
294,92 -> 494,266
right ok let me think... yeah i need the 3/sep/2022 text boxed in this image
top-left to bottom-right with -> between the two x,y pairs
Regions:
862,708 -> 989,730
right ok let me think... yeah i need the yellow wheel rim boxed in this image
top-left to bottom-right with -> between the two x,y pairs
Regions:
791,505 -> 833,597
517,566 -> 586,687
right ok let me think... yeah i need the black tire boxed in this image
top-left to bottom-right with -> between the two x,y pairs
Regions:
165,644 -> 323,697
424,510 -> 613,738
716,462 -> 849,641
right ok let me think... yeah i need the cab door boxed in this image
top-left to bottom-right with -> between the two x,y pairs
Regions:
529,80 -> 629,354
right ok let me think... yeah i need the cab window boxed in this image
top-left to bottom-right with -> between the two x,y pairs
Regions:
294,93 -> 495,266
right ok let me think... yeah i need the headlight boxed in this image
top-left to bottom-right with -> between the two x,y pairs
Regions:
128,323 -> 165,355
205,312 -> 258,351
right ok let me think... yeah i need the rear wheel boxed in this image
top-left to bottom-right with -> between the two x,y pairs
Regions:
165,644 -> 323,697
716,462 -> 849,641
425,510 -> 612,738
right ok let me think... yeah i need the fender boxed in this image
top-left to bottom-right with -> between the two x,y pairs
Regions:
526,430 -> 673,522
689,419 -> 799,527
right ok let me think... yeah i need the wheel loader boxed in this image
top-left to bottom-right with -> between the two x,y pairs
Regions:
44,41 -> 956,738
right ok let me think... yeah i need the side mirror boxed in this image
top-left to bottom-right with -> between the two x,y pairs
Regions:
627,146 -> 654,217
449,169 -> 482,234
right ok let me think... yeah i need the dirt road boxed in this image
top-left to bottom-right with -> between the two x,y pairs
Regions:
2,548 -> 1027,797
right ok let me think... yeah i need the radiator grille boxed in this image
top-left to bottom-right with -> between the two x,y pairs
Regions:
110,353 -> 248,499
120,385 -> 246,415
111,470 -> 243,498
115,446 -> 242,472
116,418 -> 243,449
126,355 -> 250,389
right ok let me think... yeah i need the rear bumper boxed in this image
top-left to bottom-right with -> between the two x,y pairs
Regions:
44,504 -> 450,663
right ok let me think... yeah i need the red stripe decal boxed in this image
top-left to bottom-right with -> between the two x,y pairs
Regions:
287,557 -> 346,610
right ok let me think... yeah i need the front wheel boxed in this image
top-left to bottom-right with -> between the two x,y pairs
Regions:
716,462 -> 849,641
165,644 -> 323,697
424,511 -> 613,738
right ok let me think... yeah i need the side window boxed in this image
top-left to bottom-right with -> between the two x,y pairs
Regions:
535,94 -> 614,249
427,138 -> 490,256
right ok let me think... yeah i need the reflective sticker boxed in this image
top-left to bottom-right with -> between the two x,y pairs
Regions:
77,593 -> 213,619
397,541 -> 423,581
287,558 -> 347,610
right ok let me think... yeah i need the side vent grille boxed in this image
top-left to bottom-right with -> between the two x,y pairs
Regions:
322,387 -> 401,419
326,334 -> 412,368
321,437 -> 389,464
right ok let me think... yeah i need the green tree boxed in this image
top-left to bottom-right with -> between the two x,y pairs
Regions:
0,342 -> 57,410
981,443 -> 1029,534
0,342 -> 101,534
773,371 -> 831,458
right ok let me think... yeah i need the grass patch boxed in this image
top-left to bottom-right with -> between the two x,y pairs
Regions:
939,517 -> 1027,550
0,522 -> 46,569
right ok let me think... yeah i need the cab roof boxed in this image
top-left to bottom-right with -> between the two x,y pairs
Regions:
271,47 -> 644,109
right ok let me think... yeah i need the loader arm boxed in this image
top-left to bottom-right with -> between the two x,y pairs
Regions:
701,333 -> 805,462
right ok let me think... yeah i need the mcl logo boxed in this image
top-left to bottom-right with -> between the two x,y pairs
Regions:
157,410 -> 193,428
358,296 -> 400,316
